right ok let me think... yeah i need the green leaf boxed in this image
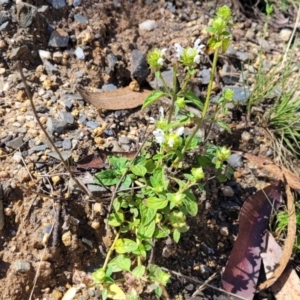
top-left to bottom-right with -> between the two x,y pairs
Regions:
153,154 -> 164,160
154,226 -> 170,238
142,90 -> 165,110
216,120 -> 231,133
94,170 -> 119,186
183,173 -> 194,181
173,229 -> 180,243
120,175 -> 132,189
108,156 -> 128,170
115,238 -> 138,254
130,164 -> 147,177
138,219 -> 156,239
108,211 -> 124,227
140,204 -> 156,225
145,197 -> 168,210
102,288 -> 108,300
132,265 -> 146,278
183,91 -> 203,111
108,254 -> 131,272
183,190 -> 198,216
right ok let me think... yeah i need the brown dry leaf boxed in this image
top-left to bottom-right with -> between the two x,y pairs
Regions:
259,182 -> 296,291
77,87 -> 151,110
241,152 -> 300,193
261,231 -> 300,300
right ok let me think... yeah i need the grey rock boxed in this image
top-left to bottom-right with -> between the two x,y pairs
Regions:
0,21 -> 9,31
130,49 -> 149,80
13,260 -> 31,273
43,60 -> 58,74
78,115 -> 87,123
229,86 -> 250,103
75,47 -> 85,60
62,93 -> 83,101
48,151 -> 71,161
221,201 -> 240,212
48,29 -> 69,47
227,153 -> 243,168
257,38 -> 270,52
225,45 -> 237,55
35,106 -> 49,113
54,141 -> 63,148
73,0 -> 81,6
38,5 -> 49,13
63,139 -> 72,150
0,0 -> 10,7
198,68 -> 211,85
82,237 -> 93,249
236,51 -> 249,62
74,14 -> 88,24
221,186 -> 234,197
86,121 -> 99,129
102,84 -> 117,91
87,184 -> 107,193
0,11 -> 9,25
17,1 -> 47,31
118,136 -> 130,144
75,71 -> 84,78
104,129 -> 114,136
46,118 -> 67,134
33,145 -> 47,152
9,46 -> 31,60
149,67 -> 177,91
65,100 -> 73,111
113,0 -> 121,7
58,111 -> 74,124
262,59 -> 273,72
6,136 -> 23,149
105,53 -> 118,73
46,0 -> 66,9
221,64 -> 239,84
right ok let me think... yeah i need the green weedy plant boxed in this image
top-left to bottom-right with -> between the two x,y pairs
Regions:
92,6 -> 234,299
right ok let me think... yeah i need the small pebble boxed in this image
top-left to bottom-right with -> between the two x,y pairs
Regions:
241,131 -> 251,142
221,186 -> 234,197
0,171 -> 9,178
62,231 -> 72,246
13,260 -> 31,273
220,225 -> 229,236
139,19 -> 157,31
227,154 -> 243,168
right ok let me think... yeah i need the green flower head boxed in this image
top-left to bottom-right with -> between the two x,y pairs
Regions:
169,211 -> 186,228
216,5 -> 232,23
212,17 -> 226,35
223,88 -> 234,101
175,97 -> 186,109
191,167 -> 205,181
216,146 -> 231,161
174,39 -> 205,68
147,48 -> 167,70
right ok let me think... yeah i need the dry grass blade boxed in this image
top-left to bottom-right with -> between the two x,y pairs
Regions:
259,180 -> 296,290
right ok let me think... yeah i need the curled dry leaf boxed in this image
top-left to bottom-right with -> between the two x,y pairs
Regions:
259,181 -> 296,291
239,152 -> 300,193
221,181 -> 283,299
260,232 -> 300,300
77,87 -> 151,110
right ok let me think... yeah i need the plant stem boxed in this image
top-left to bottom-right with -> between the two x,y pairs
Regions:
167,64 -> 178,123
103,230 -> 120,271
178,47 -> 220,158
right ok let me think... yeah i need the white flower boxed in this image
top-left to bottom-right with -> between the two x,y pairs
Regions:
194,38 -> 205,53
174,43 -> 184,58
157,57 -> 164,66
161,48 -> 167,55
153,129 -> 165,144
167,136 -> 175,148
175,126 -> 185,136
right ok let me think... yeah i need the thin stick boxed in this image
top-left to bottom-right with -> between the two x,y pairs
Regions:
161,267 -> 249,300
17,62 -> 90,197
